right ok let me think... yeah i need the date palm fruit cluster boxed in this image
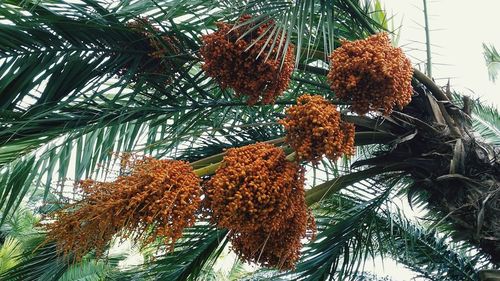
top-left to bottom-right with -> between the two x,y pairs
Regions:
280,94 -> 355,163
44,156 -> 201,261
231,206 -> 316,270
204,143 -> 316,269
200,15 -> 295,105
119,18 -> 180,83
327,33 -> 413,115
42,25 -> 417,270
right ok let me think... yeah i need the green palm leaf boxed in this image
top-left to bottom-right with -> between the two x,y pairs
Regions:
483,43 -> 500,82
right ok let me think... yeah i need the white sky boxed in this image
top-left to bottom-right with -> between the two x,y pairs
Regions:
383,0 -> 500,109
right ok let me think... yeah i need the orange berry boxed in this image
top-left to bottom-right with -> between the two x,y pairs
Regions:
118,18 -> 180,84
200,15 -> 295,105
280,94 -> 355,163
44,156 -> 201,261
327,33 -> 413,115
203,143 -> 316,269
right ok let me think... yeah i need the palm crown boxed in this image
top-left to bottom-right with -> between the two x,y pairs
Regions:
0,0 -> 499,280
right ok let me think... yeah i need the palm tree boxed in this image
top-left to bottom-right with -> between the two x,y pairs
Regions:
0,0 -> 498,280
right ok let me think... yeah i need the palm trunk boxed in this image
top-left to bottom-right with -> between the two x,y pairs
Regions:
354,70 -> 500,262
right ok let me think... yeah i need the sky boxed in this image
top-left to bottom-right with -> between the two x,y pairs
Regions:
382,0 -> 500,109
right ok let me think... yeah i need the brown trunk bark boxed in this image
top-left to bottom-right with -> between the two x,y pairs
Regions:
354,71 -> 500,263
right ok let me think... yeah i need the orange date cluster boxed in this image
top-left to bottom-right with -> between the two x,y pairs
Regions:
327,33 -> 413,115
200,15 -> 295,105
231,208 -> 316,270
44,156 -> 201,261
119,18 -> 180,83
280,94 -> 355,163
204,143 -> 316,269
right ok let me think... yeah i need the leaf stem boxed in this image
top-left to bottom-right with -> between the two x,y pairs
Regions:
422,0 -> 432,77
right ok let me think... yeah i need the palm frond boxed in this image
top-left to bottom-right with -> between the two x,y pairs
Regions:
0,236 -> 23,274
381,206 -> 484,281
0,208 -> 39,241
483,43 -> 500,82
1,235 -> 127,281
111,224 -> 228,281
58,259 -> 112,281
471,98 -> 500,146
451,92 -> 500,146
1,238 -> 71,281
292,193 -> 390,280
257,177 -> 396,281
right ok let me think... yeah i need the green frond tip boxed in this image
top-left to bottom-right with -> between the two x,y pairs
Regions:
483,43 -> 500,83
